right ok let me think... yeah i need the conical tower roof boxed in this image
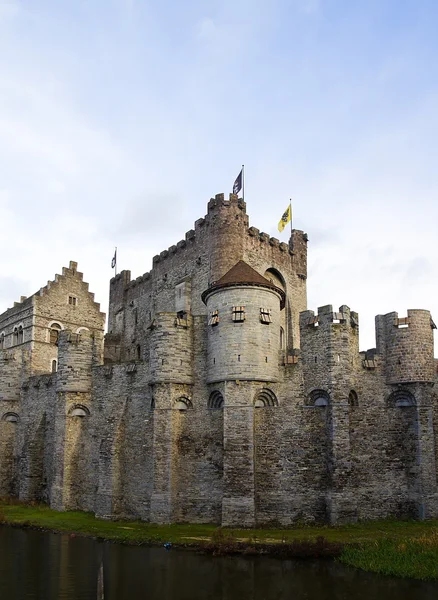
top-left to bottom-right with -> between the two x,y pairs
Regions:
202,260 -> 285,309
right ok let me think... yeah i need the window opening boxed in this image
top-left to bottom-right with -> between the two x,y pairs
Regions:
208,310 -> 219,326
232,306 -> 245,322
50,323 -> 62,345
68,296 -> 78,306
260,308 -> 272,324
0,333 -> 4,349
51,359 -> 57,373
18,326 -> 23,344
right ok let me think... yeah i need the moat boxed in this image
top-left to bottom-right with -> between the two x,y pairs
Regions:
1,527 -> 437,599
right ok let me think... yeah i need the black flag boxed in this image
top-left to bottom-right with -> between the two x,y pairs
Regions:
233,169 -> 243,195
111,248 -> 117,269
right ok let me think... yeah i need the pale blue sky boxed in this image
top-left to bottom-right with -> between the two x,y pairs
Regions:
1,0 -> 437,352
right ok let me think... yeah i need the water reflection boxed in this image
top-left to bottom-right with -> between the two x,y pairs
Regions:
1,526 -> 437,600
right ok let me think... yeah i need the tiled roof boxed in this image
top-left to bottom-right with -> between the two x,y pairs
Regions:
202,260 -> 286,309
215,261 -> 273,287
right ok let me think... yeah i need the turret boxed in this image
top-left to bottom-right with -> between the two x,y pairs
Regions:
108,270 -> 131,335
206,193 -> 249,282
56,330 -> 103,393
375,309 -> 435,384
202,261 -> 285,384
149,313 -> 193,384
299,304 -> 359,394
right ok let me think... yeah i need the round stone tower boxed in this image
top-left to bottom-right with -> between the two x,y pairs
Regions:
375,309 -> 435,384
202,260 -> 285,384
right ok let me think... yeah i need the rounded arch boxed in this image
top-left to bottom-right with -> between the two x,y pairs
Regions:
348,390 -> 358,407
68,404 -> 90,417
208,391 -> 224,409
75,327 -> 89,334
254,388 -> 278,408
1,412 -> 19,423
173,396 -> 193,411
309,389 -> 330,407
387,390 -> 416,408
48,321 -> 63,345
263,268 -> 286,292
0,332 -> 5,349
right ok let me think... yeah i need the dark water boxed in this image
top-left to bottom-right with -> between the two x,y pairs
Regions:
1,527 -> 438,600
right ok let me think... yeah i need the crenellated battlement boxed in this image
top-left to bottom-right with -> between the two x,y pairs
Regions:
207,192 -> 246,214
300,304 -> 358,330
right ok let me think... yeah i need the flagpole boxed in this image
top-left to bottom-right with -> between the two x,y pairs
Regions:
115,247 -> 117,277
289,200 -> 292,236
242,164 -> 245,201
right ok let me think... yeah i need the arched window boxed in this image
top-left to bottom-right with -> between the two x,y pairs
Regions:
348,390 -> 358,407
1,412 -> 19,423
263,268 -> 286,291
76,327 -> 89,334
280,327 -> 285,350
208,391 -> 224,409
13,327 -> 18,345
387,390 -> 416,408
17,325 -> 23,344
254,388 -> 278,408
0,333 -> 4,349
69,405 -> 90,417
51,359 -> 57,373
49,322 -> 62,345
173,397 -> 192,411
308,389 -> 330,407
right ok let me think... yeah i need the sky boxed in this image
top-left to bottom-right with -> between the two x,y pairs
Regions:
0,0 -> 437,353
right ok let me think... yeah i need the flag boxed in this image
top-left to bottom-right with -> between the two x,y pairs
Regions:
111,248 -> 117,269
278,204 -> 292,233
233,168 -> 243,195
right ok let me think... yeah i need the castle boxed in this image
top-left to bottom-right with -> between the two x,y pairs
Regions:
0,193 -> 437,526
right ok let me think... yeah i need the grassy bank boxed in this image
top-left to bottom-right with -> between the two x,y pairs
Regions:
2,498 -> 438,579
340,534 -> 438,580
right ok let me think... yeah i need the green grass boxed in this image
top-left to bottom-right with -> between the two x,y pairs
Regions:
340,535 -> 438,580
2,498 -> 438,579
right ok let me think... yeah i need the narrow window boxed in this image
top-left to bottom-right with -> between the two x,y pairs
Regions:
13,327 -> 18,345
0,333 -> 4,349
68,296 -> 78,306
280,327 -> 284,349
51,359 -> 57,373
18,326 -> 23,344
136,345 -> 141,361
232,306 -> 245,322
208,310 -> 219,326
260,307 -> 272,324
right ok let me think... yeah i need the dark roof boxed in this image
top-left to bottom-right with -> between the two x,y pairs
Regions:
202,260 -> 286,309
215,261 -> 273,287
